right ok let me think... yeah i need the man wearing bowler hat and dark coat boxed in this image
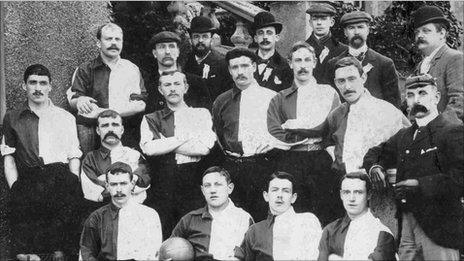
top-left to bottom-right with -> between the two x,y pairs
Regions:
184,16 -> 232,100
412,5 -> 463,121
252,11 -> 293,92
305,1 -> 347,84
325,11 -> 401,108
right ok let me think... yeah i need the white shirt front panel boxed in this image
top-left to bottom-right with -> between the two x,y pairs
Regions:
296,81 -> 336,130
107,59 -> 142,112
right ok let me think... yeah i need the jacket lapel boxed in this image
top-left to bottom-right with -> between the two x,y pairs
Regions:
428,45 -> 447,69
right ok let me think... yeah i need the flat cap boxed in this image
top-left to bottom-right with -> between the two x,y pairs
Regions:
106,161 -> 133,174
306,2 -> 336,16
405,74 -> 437,89
340,11 -> 372,27
149,31 -> 181,48
412,5 -> 450,29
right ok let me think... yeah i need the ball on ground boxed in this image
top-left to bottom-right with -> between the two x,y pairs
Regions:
158,237 -> 194,261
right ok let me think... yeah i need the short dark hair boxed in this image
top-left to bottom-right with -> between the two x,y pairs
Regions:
23,64 -> 51,83
334,56 -> 364,77
202,166 -> 232,184
96,23 -> 123,40
225,48 -> 258,65
340,171 -> 371,195
158,70 -> 188,87
287,41 -> 317,61
97,109 -> 122,125
265,171 -> 296,193
106,161 -> 133,181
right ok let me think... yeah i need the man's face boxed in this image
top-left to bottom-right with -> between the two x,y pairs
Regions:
290,47 -> 316,83
334,65 -> 366,104
158,73 -> 188,105
263,178 -> 297,216
254,26 -> 279,52
152,42 -> 179,67
106,172 -> 133,207
344,22 -> 370,49
191,32 -> 212,57
96,116 -> 124,146
310,15 -> 334,37
415,23 -> 445,54
98,26 -> 123,59
23,74 -> 51,105
406,85 -> 440,119
228,56 -> 256,89
201,172 -> 234,210
340,178 -> 369,219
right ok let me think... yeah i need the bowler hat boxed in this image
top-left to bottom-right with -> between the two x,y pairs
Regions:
253,11 -> 283,34
149,31 -> 181,49
412,5 -> 450,29
306,2 -> 336,16
340,11 -> 372,27
190,16 -> 217,34
405,74 -> 437,89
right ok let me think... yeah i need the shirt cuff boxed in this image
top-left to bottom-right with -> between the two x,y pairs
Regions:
0,144 -> 16,156
368,164 -> 384,175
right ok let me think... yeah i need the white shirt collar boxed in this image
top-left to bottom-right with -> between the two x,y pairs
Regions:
274,206 -> 296,222
195,51 -> 211,64
209,199 -> 235,218
416,110 -> 439,127
349,44 -> 368,57
424,43 -> 445,60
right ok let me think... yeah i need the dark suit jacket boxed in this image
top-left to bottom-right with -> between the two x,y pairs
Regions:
183,49 -> 233,100
415,45 -> 464,121
326,48 -> 401,108
363,114 -> 464,249
142,68 -> 212,113
306,33 -> 348,84
254,51 -> 293,92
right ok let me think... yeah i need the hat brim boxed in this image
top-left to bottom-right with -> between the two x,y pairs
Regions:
342,18 -> 372,26
255,22 -> 283,34
415,17 -> 450,29
189,27 -> 217,34
306,10 -> 336,16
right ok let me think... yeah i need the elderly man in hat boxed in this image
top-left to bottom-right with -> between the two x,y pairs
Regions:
67,23 -> 147,153
252,11 -> 293,92
363,74 -> 464,260
326,11 -> 401,108
184,16 -> 232,100
144,31 -> 211,113
305,1 -> 347,84
412,5 -> 463,121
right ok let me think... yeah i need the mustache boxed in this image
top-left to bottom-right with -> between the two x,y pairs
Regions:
260,40 -> 271,45
168,92 -> 179,97
297,68 -> 309,74
410,104 -> 428,115
236,75 -> 247,80
114,192 -> 126,198
104,131 -> 119,140
195,42 -> 207,49
350,35 -> 364,46
107,45 -> 120,51
343,90 -> 356,95
416,38 -> 427,45
32,90 -> 43,96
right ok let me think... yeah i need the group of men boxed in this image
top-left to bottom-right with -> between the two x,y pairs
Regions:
1,2 -> 463,261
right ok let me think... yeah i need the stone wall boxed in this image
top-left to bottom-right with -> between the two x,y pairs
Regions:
3,1 -> 110,111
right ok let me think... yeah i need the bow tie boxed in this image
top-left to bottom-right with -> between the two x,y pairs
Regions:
258,58 -> 270,64
353,52 -> 366,62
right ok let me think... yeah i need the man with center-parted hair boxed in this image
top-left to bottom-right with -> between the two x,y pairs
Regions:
140,70 -> 216,239
80,162 -> 162,261
68,22 -> 147,153
318,172 -> 396,261
171,166 -> 253,260
80,109 -> 151,211
235,171 -> 322,261
1,64 -> 83,260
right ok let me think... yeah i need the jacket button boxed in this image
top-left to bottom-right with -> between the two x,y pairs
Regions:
405,150 -> 410,154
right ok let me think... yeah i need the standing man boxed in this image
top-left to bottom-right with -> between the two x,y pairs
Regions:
363,74 -> 464,260
412,5 -> 463,120
80,109 -> 151,208
140,71 -> 216,239
252,11 -> 293,92
305,1 -> 348,84
184,16 -> 232,100
326,11 -> 401,107
235,172 -> 322,260
69,22 -> 146,153
171,166 -> 253,260
1,64 -> 83,260
80,162 -> 162,261
267,42 -> 340,225
318,172 -> 396,261
325,56 -> 410,174
145,31 -> 211,113
213,48 -> 280,222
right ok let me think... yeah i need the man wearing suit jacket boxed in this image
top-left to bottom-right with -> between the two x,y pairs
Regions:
363,74 -> 463,260
325,11 -> 401,108
412,5 -> 463,121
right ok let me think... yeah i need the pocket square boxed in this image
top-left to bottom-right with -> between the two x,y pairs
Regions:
421,146 -> 437,154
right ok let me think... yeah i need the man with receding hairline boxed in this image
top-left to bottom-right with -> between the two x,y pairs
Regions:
68,22 -> 147,153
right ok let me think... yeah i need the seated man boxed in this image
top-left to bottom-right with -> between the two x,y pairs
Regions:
80,162 -> 162,261
235,171 -> 322,260
171,166 -> 253,260
318,172 -> 395,260
140,71 -> 216,238
80,109 -> 151,208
